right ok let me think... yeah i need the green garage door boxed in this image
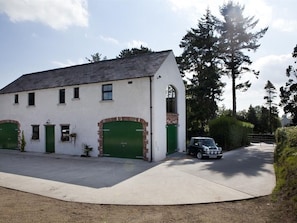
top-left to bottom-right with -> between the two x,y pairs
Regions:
103,121 -> 143,159
0,123 -> 19,149
167,124 -> 177,154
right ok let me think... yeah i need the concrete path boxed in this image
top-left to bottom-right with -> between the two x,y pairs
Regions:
0,143 -> 275,205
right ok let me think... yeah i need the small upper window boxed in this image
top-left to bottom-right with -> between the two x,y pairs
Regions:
166,85 -> 177,113
14,94 -> 19,104
59,89 -> 65,104
73,87 -> 79,99
31,125 -> 39,140
28,92 -> 35,106
61,125 -> 70,142
102,84 -> 112,101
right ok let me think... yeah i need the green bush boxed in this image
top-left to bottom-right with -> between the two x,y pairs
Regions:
274,126 -> 297,219
20,130 -> 26,152
275,126 -> 297,163
209,116 -> 253,150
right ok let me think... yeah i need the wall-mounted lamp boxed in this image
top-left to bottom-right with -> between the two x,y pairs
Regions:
46,119 -> 51,124
157,75 -> 162,79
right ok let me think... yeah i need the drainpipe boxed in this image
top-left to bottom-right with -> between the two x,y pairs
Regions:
149,76 -> 153,162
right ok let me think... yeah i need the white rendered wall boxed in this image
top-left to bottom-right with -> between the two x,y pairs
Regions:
0,78 -> 151,157
151,52 -> 186,161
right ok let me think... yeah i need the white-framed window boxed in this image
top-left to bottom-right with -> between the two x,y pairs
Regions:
102,84 -> 112,100
31,125 -> 39,140
59,89 -> 65,104
28,92 -> 35,106
60,125 -> 70,142
14,94 -> 19,104
73,87 -> 79,99
166,85 -> 177,113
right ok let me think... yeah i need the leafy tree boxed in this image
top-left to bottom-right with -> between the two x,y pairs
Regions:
86,52 -> 107,63
244,104 -> 280,133
117,45 -> 152,58
247,105 -> 258,129
270,106 -> 281,132
217,105 -> 233,117
236,109 -> 247,121
280,44 -> 297,124
217,1 -> 268,116
259,107 -> 269,133
264,80 -> 278,133
179,9 -> 224,135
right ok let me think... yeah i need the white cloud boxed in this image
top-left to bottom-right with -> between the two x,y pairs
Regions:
0,0 -> 88,30
253,54 -> 292,85
100,35 -> 119,45
127,40 -> 148,48
272,19 -> 297,32
219,53 -> 292,114
243,0 -> 272,28
167,0 -> 272,28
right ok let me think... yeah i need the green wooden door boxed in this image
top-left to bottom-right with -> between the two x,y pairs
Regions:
45,125 -> 55,153
167,124 -> 177,154
0,123 -> 18,149
103,121 -> 143,159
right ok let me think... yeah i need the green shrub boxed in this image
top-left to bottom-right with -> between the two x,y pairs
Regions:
209,116 -> 253,150
20,130 -> 26,152
275,127 -> 297,163
273,126 -> 297,219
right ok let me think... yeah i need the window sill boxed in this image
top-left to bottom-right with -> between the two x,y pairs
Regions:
100,99 -> 114,103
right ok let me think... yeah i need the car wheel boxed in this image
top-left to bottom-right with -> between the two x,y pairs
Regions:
196,152 -> 203,159
217,156 -> 222,159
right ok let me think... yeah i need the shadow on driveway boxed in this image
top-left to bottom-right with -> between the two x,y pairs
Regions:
201,145 -> 274,177
0,150 -> 156,189
164,144 -> 275,178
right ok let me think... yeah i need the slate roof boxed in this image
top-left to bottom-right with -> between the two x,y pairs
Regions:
0,50 -> 172,94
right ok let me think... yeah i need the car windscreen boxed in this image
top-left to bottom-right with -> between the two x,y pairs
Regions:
200,139 -> 216,147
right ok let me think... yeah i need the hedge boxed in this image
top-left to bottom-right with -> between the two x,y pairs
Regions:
273,126 -> 297,218
209,116 -> 253,150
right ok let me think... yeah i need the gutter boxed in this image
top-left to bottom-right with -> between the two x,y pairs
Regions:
149,76 -> 153,162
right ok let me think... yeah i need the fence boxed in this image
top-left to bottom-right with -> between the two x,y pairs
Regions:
248,134 -> 275,144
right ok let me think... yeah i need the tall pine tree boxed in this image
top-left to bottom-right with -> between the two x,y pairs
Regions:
180,9 -> 224,135
217,1 -> 268,117
264,80 -> 278,133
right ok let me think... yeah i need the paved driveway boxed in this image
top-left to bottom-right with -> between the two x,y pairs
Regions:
0,143 -> 275,205
0,151 -> 156,188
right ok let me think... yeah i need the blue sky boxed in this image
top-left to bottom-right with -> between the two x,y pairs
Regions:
0,0 -> 297,115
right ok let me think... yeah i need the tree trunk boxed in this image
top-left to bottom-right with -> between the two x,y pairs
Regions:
232,70 -> 236,117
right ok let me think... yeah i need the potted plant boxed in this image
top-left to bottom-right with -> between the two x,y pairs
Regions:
81,143 -> 93,157
20,130 -> 26,152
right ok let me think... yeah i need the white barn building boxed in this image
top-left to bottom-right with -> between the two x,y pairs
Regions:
0,50 -> 186,161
